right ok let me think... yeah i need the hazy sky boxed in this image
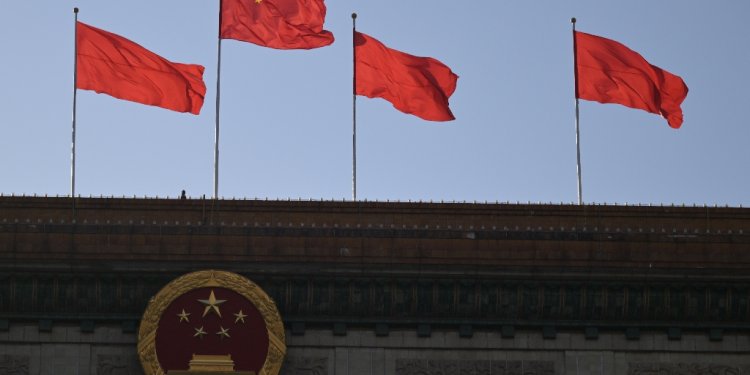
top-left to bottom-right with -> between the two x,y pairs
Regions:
1,1 -> 749,206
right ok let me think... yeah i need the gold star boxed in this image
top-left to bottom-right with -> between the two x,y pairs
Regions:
197,290 -> 226,318
255,0 -> 262,3
177,309 -> 191,323
194,326 -> 207,338
216,326 -> 231,339
234,310 -> 248,324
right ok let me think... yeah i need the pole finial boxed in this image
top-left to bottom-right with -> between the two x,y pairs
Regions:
351,13 -> 357,20
571,17 -> 576,24
74,7 -> 79,14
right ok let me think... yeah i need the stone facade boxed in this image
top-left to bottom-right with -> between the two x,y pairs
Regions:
2,324 -> 750,375
1,197 -> 749,373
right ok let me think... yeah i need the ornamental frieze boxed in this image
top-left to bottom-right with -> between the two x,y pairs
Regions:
1,272 -> 747,327
395,359 -> 555,375
0,355 -> 30,375
628,363 -> 750,375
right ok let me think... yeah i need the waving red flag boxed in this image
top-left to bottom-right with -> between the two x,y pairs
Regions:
575,31 -> 688,128
355,32 -> 458,121
221,0 -> 334,49
76,22 -> 206,114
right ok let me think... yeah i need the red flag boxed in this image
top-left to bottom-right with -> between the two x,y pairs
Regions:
76,22 -> 206,115
575,31 -> 688,128
220,0 -> 334,50
355,32 -> 458,122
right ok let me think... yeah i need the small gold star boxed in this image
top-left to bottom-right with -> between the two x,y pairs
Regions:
177,309 -> 191,323
255,0 -> 262,3
216,326 -> 231,339
197,290 -> 226,318
234,310 -> 248,324
194,326 -> 207,338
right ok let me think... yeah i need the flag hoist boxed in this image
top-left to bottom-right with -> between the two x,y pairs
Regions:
216,0 -> 335,199
71,8 -> 206,198
571,18 -> 582,205
571,17 -> 688,205
214,0 -> 224,200
351,15 -> 458,201
71,7 -> 79,198
351,13 -> 358,201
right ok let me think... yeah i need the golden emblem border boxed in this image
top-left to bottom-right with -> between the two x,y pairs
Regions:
137,270 -> 286,375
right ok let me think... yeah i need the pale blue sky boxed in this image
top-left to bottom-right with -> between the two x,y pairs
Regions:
1,1 -> 749,205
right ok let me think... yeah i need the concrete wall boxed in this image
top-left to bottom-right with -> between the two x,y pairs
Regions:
2,323 -> 750,375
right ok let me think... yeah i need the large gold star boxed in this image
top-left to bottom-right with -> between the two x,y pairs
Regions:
177,309 -> 191,323
255,0 -> 262,3
194,326 -> 207,338
216,326 -> 231,339
197,290 -> 226,318
234,310 -> 248,324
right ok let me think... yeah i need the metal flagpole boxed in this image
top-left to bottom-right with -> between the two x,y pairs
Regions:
214,0 -> 223,200
351,13 -> 358,201
572,17 -> 583,205
71,7 -> 79,199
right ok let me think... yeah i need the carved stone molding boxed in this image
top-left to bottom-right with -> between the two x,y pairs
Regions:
3,271 -> 748,328
0,355 -> 30,375
628,363 -> 747,375
395,359 -> 554,375
96,355 -> 142,375
280,357 -> 328,375
519,361 -> 555,375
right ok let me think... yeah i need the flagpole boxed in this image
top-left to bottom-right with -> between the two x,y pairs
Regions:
351,13 -> 358,201
572,17 -> 583,205
214,0 -> 223,200
71,7 -> 79,199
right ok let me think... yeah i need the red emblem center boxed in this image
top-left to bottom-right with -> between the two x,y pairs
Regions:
155,287 -> 270,372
